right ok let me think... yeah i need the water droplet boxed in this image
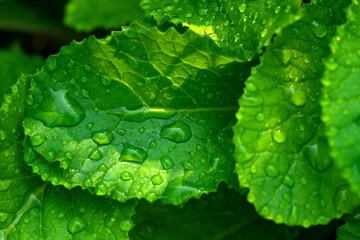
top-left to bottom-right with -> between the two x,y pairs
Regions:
300,177 -> 307,185
0,131 -> 6,140
138,127 -> 145,134
238,3 -> 246,12
81,76 -> 87,83
100,76 -> 112,86
91,130 -> 114,145
311,21 -> 328,38
182,161 -> 195,170
272,129 -> 286,143
149,141 -> 157,149
115,128 -> 127,135
0,213 -> 8,222
32,89 -> 85,127
86,122 -> 94,130
256,112 -> 265,122
151,173 -> 164,185
281,49 -> 292,65
80,89 -> 89,98
30,133 -> 46,147
111,190 -> 127,202
241,94 -> 263,106
121,171 -> 133,180
260,206 -> 270,216
88,148 -> 103,160
98,163 -> 108,172
83,178 -> 93,188
246,82 -> 257,92
67,216 -> 86,234
119,144 -> 147,164
326,58 -> 339,71
265,164 -> 279,177
67,60 -> 75,69
96,182 -> 108,195
283,175 -> 294,187
160,121 -> 192,143
161,156 -> 174,169
119,220 -> 134,232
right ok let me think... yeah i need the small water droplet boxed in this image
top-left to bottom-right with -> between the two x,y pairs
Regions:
300,177 -> 307,185
0,131 -> 6,140
30,133 -> 46,147
265,164 -> 279,177
238,3 -> 246,12
91,130 -> 114,145
119,144 -> 147,164
115,128 -> 127,135
100,76 -> 112,86
311,21 -> 328,38
138,127 -> 145,134
98,163 -> 108,172
86,122 -> 94,130
46,58 -> 57,72
182,161 -> 195,170
160,121 -> 192,143
283,175 -> 294,187
67,216 -> 86,235
96,182 -> 108,195
260,206 -> 270,216
272,129 -> 286,143
121,171 -> 133,180
88,148 -> 103,160
83,178 -> 93,188
149,141 -> 157,149
256,112 -> 265,122
119,219 -> 134,232
161,156 -> 174,169
151,174 -> 164,185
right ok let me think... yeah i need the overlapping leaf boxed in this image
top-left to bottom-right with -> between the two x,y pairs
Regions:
141,0 -> 302,61
64,0 -> 144,32
337,207 -> 360,240
130,184 -> 300,240
321,1 -> 360,198
233,1 -> 359,227
0,52 -> 137,240
23,22 -> 253,206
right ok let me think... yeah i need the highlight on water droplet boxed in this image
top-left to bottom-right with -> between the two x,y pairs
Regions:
272,129 -> 286,143
67,216 -> 87,235
151,174 -> 164,185
160,121 -> 192,143
91,129 -> 114,145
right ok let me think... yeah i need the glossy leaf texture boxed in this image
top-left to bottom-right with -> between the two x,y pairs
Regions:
64,0 -> 144,32
23,22 -> 254,205
0,57 -> 137,240
141,0 -> 302,61
130,184 -> 300,240
233,1 -> 359,227
321,1 -> 360,198
337,207 -> 360,240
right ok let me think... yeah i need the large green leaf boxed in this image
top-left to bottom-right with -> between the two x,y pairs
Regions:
321,1 -> 360,198
233,1 -> 358,227
64,0 -> 144,32
130,184 -> 300,240
141,0 -> 302,61
23,22 -> 253,205
0,58 -> 136,240
337,207 -> 360,240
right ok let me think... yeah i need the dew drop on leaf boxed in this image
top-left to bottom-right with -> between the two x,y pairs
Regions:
311,21 -> 328,38
121,171 -> 133,180
67,216 -> 87,235
265,164 -> 279,178
160,121 -> 192,143
91,130 -> 114,145
0,130 -> 6,140
115,128 -> 127,135
0,213 -> 8,222
151,174 -> 164,185
100,76 -> 112,86
161,156 -> 174,170
272,129 -> 286,143
30,133 -> 46,147
119,219 -> 134,232
98,163 -> 108,172
119,144 -> 147,164
96,182 -> 108,195
238,3 -> 246,12
88,148 -> 103,160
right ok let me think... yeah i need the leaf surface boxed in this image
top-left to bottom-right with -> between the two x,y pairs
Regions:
233,1 -> 359,227
64,0 -> 144,32
130,184 -> 300,240
0,55 -> 136,240
141,0 -> 302,61
337,207 -> 360,240
23,22 -> 253,205
321,1 -> 360,198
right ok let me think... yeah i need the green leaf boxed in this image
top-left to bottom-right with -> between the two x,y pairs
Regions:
23,22 -> 253,205
130,184 -> 300,240
64,0 -> 144,32
0,46 -> 42,106
141,0 -> 302,61
233,1 -> 359,227
321,1 -> 360,198
0,57 -> 136,240
337,207 -> 360,240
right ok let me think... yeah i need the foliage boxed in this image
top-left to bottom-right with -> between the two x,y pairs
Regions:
0,0 -> 359,239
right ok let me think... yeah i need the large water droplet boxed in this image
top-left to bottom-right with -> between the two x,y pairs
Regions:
67,216 -> 86,235
121,171 -> 133,180
0,212 -> 8,222
96,182 -> 108,195
151,174 -> 164,185
161,156 -> 174,169
32,89 -> 85,127
119,144 -> 147,164
30,133 -> 46,147
160,121 -> 192,143
91,130 -> 114,145
272,129 -> 286,143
